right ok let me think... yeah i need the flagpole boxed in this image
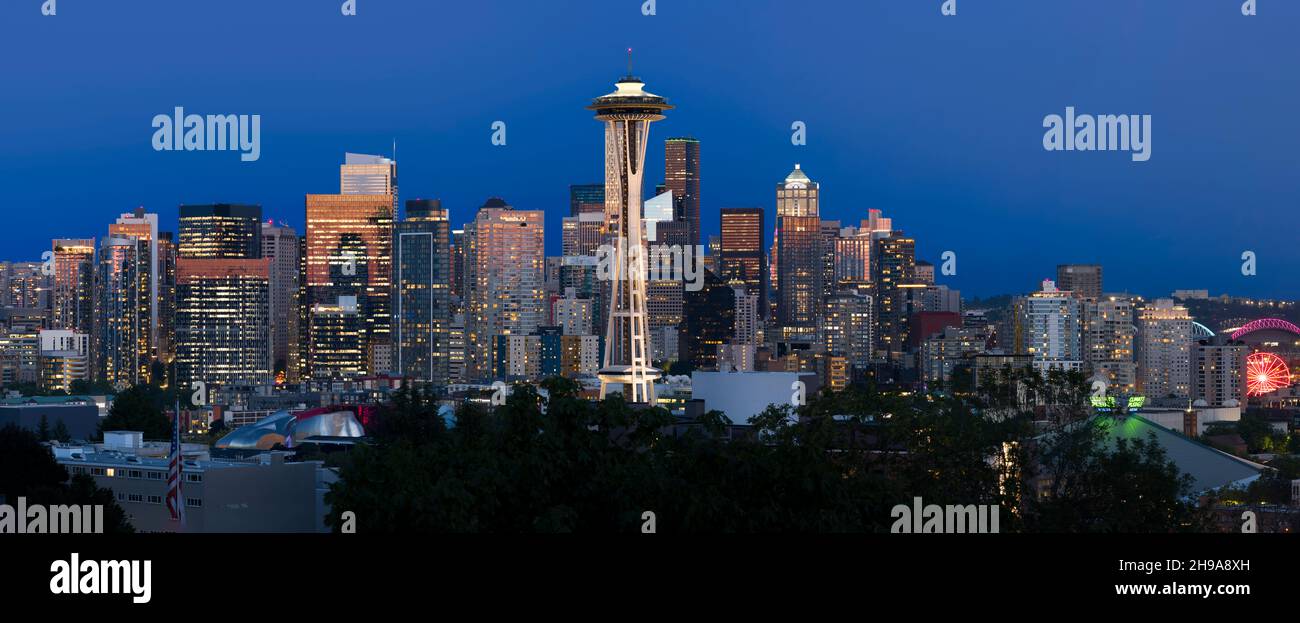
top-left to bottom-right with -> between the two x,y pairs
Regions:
172,359 -> 184,533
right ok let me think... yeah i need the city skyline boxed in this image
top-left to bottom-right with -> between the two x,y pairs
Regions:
3,2 -> 1298,298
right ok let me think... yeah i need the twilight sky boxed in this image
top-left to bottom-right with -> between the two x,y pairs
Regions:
1,0 -> 1296,298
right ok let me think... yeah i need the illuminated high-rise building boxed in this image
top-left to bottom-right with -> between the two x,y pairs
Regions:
262,221 -> 301,383
305,193 -> 393,378
309,296 -> 365,380
341,152 -> 398,215
569,184 -> 605,217
1017,280 -> 1084,374
920,326 -> 985,387
451,229 -> 466,304
719,207 -> 766,318
643,189 -> 675,244
832,227 -> 872,291
0,325 -> 40,386
38,329 -> 90,393
562,211 -> 606,257
448,313 -> 467,383
588,62 -> 671,404
462,198 -> 544,381
773,165 -> 823,342
553,287 -> 596,337
0,262 -> 50,311
679,269 -> 735,371
1083,295 -> 1137,393
178,204 -> 262,259
394,199 -> 452,386
819,220 -> 842,302
156,232 -> 177,370
94,236 -> 150,387
108,208 -> 161,381
51,239 -> 95,334
296,234 -> 310,382
174,258 -> 272,392
861,209 -> 893,238
915,261 -> 936,286
643,190 -> 684,362
776,164 -> 819,218
1057,264 -> 1103,300
665,137 -> 701,248
874,232 -> 916,358
175,205 -> 265,385
821,289 -> 874,371
1194,335 -> 1248,407
1138,298 -> 1193,400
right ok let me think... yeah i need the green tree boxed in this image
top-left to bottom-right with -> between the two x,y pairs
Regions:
325,369 -> 1206,533
51,419 -> 72,443
70,379 -> 116,395
98,385 -> 171,440
0,424 -> 133,532
1027,426 -> 1207,532
37,415 -> 51,442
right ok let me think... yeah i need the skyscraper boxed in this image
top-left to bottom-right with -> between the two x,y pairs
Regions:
569,184 -> 605,217
309,296 -> 365,380
110,209 -> 160,379
643,189 -> 675,244
1056,264 -> 1103,300
719,207 -> 766,318
915,261 -> 935,285
679,269 -> 735,371
774,165 -> 822,342
0,261 -> 51,311
644,190 -> 685,362
1194,335 -> 1248,407
1017,280 -> 1084,374
776,164 -> 819,218
831,226 -> 872,291
178,204 -> 262,259
553,287 -> 595,336
821,289 -> 874,372
589,64 -> 671,404
1138,298 -> 1193,401
341,152 -> 398,215
395,199 -> 452,386
51,239 -> 95,334
451,229 -> 466,304
874,232 -> 916,358
174,204 -> 270,392
262,221 -> 301,383
819,220 -> 841,302
305,193 -> 394,378
156,232 -> 176,370
562,211 -> 606,257
338,154 -> 398,373
38,329 -> 90,393
174,258 -> 272,391
665,137 -> 701,248
95,236 -> 150,387
1083,295 -> 1137,393
462,198 -> 544,381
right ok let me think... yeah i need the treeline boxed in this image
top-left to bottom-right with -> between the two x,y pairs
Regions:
325,372 -> 1211,533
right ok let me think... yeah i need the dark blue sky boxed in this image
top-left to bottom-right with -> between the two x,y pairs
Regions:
1,0 -> 1296,298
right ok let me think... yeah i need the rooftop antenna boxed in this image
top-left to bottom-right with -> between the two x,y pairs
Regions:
627,48 -> 633,77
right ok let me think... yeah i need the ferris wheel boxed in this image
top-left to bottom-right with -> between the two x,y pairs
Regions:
1245,352 -> 1291,397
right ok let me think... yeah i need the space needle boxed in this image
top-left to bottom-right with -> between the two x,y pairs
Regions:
589,51 -> 672,405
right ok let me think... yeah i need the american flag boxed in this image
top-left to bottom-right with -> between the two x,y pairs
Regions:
166,405 -> 184,525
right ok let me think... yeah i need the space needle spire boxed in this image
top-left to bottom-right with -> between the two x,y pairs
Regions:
588,55 -> 673,405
